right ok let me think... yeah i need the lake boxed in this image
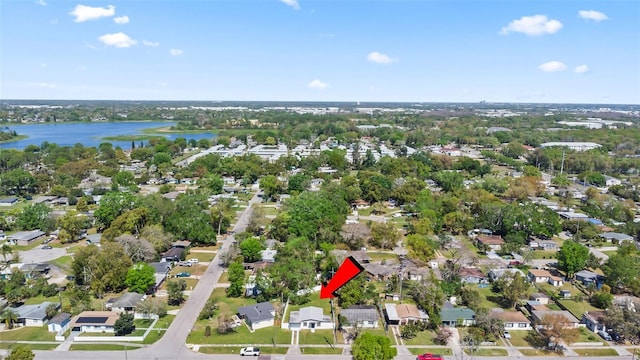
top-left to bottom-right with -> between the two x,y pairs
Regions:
0,122 -> 216,150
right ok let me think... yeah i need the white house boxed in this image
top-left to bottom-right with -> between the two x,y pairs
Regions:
340,306 -> 379,329
604,176 -> 622,187
71,311 -> 119,333
288,306 -> 333,330
10,302 -> 59,327
47,313 -> 71,333
492,310 -> 532,331
238,302 -> 275,330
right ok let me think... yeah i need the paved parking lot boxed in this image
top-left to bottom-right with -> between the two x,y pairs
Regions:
19,246 -> 66,264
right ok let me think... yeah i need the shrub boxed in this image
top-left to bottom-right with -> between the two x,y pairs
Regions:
204,325 -> 212,337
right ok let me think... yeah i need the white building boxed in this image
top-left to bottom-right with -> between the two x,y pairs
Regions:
539,142 -> 602,152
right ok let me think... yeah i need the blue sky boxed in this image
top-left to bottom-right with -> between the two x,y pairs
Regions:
1,0 -> 639,104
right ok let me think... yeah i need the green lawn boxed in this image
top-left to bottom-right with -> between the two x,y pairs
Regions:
573,348 -> 619,356
185,252 -> 216,263
507,330 -> 533,347
476,285 -> 504,309
404,330 -> 436,346
467,348 -> 508,356
0,326 -> 56,341
519,349 -> 563,356
301,347 -> 343,354
70,344 -> 142,351
602,250 -> 618,257
198,346 -> 288,354
209,287 -> 259,317
0,343 -> 58,350
155,315 -> 176,329
557,299 -> 600,319
367,252 -> 398,262
361,329 -> 395,341
23,294 -> 60,305
139,330 -> 165,344
258,206 -> 279,216
298,330 -> 335,345
577,327 -> 603,343
529,250 -> 558,259
48,255 -> 73,271
408,348 -> 453,356
187,324 -> 290,345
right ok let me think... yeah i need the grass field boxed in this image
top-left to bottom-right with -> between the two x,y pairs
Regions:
576,327 -> 603,343
70,344 -> 143,351
298,330 -> 335,345
0,326 -> 56,341
188,325 -> 291,345
557,299 -> 600,319
285,292 -> 331,322
367,252 -> 399,262
476,285 -> 504,309
507,330 -> 533,347
301,347 -> 343,354
404,330 -> 436,346
408,348 -> 453,356
0,343 -> 58,350
48,255 -> 73,270
573,348 -> 619,356
198,346 -> 289,354
467,348 -> 508,356
186,252 -> 215,263
519,349 -> 563,356
529,250 -> 558,259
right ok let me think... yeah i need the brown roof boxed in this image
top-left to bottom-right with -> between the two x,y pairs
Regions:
528,269 -> 552,278
395,304 -> 421,319
477,235 -> 504,245
494,310 -> 529,323
71,311 -> 119,327
459,267 -> 486,278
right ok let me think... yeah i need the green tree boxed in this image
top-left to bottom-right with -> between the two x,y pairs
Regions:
199,298 -> 218,320
167,279 -> 186,305
199,174 -> 224,194
71,245 -> 100,285
15,203 -> 51,231
369,222 -> 400,249
336,273 -> 375,308
433,170 -> 464,193
94,192 -> 139,230
603,244 -> 640,293
226,261 -> 245,298
113,171 -> 135,187
1,308 -> 18,329
6,345 -> 35,360
405,234 -> 435,263
0,168 -> 36,196
259,174 -> 285,201
279,191 -> 347,243
239,237 -> 264,263
114,312 -> 135,336
557,240 -> 589,279
493,272 -> 528,308
57,211 -> 89,243
125,263 -> 156,294
351,332 -> 397,360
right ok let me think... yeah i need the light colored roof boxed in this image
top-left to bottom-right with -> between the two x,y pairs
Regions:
10,302 -> 58,320
532,310 -> 579,324
384,303 -> 399,321
395,303 -> 421,319
341,306 -> 379,323
477,235 -> 504,245
9,230 -> 45,241
493,310 -> 529,323
72,311 -> 119,327
599,232 -> 633,241
290,306 -> 328,323
529,269 -> 552,278
459,267 -> 486,278
111,292 -> 145,308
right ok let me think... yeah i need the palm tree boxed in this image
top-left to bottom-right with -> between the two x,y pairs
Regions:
45,304 -> 59,319
1,309 -> 18,329
0,244 -> 12,263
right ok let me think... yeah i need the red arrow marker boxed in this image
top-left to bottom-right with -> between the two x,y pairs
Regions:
320,256 -> 365,299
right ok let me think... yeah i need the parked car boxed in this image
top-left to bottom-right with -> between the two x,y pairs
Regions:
176,272 -> 191,278
187,258 -> 199,264
240,347 -> 260,356
417,354 -> 443,360
41,245 -> 53,250
177,261 -> 192,267
503,330 -> 511,339
598,330 -> 612,341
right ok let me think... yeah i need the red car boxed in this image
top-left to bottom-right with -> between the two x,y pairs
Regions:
417,354 -> 443,360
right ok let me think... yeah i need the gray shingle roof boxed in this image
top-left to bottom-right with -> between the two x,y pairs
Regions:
112,292 -> 145,308
341,306 -> 379,323
10,302 -> 59,320
238,302 -> 275,323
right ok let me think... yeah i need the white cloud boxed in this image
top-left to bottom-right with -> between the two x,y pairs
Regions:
281,0 -> 300,10
70,4 -> 115,22
579,10 -> 609,22
143,40 -> 159,47
98,32 -> 137,48
35,0 -> 47,6
538,61 -> 567,72
574,65 -> 590,73
114,15 -> 129,24
169,49 -> 184,56
308,79 -> 328,89
367,51 -> 396,64
500,15 -> 563,36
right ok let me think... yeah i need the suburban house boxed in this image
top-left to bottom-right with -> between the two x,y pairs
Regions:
288,306 -> 333,330
331,250 -> 371,264
260,248 -> 277,263
237,302 -> 276,330
364,263 -> 395,282
106,292 -> 145,314
1,263 -> 51,280
404,263 -> 430,281
459,267 -> 488,284
8,230 -> 46,246
532,310 -> 580,328
71,311 -> 119,333
9,302 -> 59,327
492,310 -> 532,330
488,268 -> 525,282
0,197 -> 18,206
351,199 -> 370,209
525,300 -> 549,313
148,262 -> 171,292
171,240 -> 191,249
529,240 -> 558,250
161,247 -> 183,262
582,311 -> 607,333
384,303 -> 429,326
47,313 -> 71,333
86,234 -> 102,246
476,235 -> 504,251
528,269 -> 563,286
599,232 -> 634,244
604,176 -> 622,187
441,302 -> 476,327
530,293 -> 550,305
340,306 -> 379,329
575,270 -> 605,289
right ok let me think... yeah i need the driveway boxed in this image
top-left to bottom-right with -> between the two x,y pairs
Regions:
19,247 -> 66,264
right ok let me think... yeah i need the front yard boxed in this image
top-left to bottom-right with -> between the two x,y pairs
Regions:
573,348 -> 619,356
407,347 -> 453,356
187,324 -> 290,345
0,326 -> 55,341
556,299 -> 600,319
404,330 -> 437,346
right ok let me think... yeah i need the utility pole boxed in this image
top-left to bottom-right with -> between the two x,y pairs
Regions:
560,150 -> 565,175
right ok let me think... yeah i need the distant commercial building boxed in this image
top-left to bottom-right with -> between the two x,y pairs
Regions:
539,142 -> 602,152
